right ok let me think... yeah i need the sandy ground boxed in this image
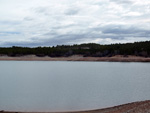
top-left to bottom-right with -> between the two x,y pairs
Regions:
1,100 -> 150,113
0,55 -> 150,62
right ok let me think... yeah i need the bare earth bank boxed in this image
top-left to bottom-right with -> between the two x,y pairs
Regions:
0,55 -> 150,62
1,100 -> 150,113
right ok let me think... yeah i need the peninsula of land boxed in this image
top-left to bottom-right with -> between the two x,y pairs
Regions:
0,41 -> 150,62
0,55 -> 150,62
1,100 -> 150,113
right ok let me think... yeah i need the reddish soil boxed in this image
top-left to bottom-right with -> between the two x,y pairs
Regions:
1,100 -> 150,113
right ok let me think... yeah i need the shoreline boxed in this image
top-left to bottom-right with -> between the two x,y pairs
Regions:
1,100 -> 150,113
0,55 -> 150,62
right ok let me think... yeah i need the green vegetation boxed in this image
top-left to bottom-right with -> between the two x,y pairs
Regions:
0,41 -> 150,57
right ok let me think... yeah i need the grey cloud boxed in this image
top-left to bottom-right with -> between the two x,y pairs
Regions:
0,31 -> 21,36
37,24 -> 150,46
64,9 -> 79,15
41,27 -> 124,45
34,7 -> 48,13
101,25 -> 150,36
50,23 -> 77,30
33,7 -> 51,16
93,1 -> 107,6
24,29 -> 101,46
0,0 -> 150,47
2,22 -> 150,47
23,17 -> 34,21
110,0 -> 133,4
89,24 -> 149,41
0,20 -> 21,25
34,4 -> 80,16
1,41 -> 42,47
1,34 -> 89,47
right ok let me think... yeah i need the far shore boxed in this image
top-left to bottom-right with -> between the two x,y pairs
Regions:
0,55 -> 150,62
1,100 -> 150,113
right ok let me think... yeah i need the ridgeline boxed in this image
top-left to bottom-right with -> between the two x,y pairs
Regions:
0,41 -> 150,57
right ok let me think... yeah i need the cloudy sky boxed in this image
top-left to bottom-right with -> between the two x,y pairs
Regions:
0,0 -> 150,47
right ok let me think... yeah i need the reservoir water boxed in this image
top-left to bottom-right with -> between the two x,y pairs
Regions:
0,61 -> 150,112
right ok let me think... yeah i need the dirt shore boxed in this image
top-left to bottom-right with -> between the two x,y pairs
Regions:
1,100 -> 150,113
0,55 -> 150,62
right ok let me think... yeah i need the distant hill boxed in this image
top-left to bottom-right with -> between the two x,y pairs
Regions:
0,41 -> 150,57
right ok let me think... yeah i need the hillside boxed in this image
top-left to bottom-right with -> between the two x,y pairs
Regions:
0,41 -> 150,57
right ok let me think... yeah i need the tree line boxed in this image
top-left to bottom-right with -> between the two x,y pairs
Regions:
0,41 -> 150,57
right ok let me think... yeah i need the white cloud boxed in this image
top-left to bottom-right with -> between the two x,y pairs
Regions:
0,0 -> 150,47
123,12 -> 142,16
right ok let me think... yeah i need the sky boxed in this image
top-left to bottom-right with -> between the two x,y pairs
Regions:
0,0 -> 150,47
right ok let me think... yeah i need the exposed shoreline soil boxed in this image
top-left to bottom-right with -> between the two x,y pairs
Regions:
0,55 -> 150,62
1,100 -> 150,113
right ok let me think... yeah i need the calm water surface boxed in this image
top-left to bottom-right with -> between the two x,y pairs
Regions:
0,61 -> 150,112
